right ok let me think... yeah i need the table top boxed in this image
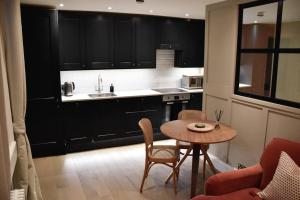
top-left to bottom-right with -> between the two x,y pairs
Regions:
160,120 -> 237,144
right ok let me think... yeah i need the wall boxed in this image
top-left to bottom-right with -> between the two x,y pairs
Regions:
60,50 -> 203,94
204,0 -> 300,168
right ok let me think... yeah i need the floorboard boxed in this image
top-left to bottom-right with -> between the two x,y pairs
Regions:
34,140 -> 213,200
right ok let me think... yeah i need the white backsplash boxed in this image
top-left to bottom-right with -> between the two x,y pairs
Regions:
60,50 -> 204,94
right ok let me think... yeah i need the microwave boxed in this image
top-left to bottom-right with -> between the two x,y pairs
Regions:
181,75 -> 203,89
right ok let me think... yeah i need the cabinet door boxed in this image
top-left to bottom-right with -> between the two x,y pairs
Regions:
21,7 -> 60,100
92,100 -> 122,141
26,99 -> 63,157
135,17 -> 157,68
175,20 -> 205,67
62,102 -> 93,147
188,93 -> 203,110
85,14 -> 114,69
114,16 -> 135,68
158,18 -> 184,50
59,12 -> 85,70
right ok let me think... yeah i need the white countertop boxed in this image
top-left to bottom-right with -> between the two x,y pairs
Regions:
61,88 -> 203,103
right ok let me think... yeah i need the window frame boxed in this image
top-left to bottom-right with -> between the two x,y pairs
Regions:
235,0 -> 300,108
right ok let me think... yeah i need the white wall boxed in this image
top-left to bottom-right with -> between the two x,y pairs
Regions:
204,0 -> 300,168
60,50 -> 204,94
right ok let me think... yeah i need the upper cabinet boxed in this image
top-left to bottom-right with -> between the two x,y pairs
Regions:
175,20 -> 205,67
114,16 -> 135,68
59,11 -> 205,70
59,12 -> 85,70
135,16 -> 157,68
85,13 -> 114,69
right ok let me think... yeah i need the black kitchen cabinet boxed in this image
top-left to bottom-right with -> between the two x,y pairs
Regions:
158,18 -> 184,50
92,100 -> 122,141
59,12 -> 85,70
21,6 -> 63,157
85,13 -> 114,69
121,96 -> 163,137
188,93 -> 203,110
135,16 -> 157,68
175,20 -> 205,67
114,16 -> 135,68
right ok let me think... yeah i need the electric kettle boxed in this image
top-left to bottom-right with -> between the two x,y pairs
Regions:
61,82 -> 75,96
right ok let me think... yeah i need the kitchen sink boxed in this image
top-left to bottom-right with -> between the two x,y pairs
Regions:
88,93 -> 117,98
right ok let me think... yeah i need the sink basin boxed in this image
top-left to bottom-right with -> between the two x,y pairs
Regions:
88,93 -> 117,98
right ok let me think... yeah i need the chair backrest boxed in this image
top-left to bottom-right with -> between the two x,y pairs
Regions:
259,138 -> 300,189
178,110 -> 207,121
138,118 -> 153,152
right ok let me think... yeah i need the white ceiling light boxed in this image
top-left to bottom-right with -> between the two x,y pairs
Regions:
108,6 -> 112,10
59,3 -> 64,7
185,13 -> 190,17
254,20 -> 258,23
149,10 -> 153,13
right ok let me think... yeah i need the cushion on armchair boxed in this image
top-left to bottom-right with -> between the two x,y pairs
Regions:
257,151 -> 300,200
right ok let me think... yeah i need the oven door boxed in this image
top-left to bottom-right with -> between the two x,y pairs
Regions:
164,100 -> 189,122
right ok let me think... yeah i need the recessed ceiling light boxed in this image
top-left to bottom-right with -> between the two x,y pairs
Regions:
59,3 -> 64,7
108,6 -> 112,10
254,20 -> 258,23
149,10 -> 153,13
185,13 -> 190,17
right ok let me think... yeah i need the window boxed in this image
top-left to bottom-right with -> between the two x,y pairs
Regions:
235,0 -> 300,108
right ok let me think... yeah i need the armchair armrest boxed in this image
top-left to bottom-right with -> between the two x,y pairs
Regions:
205,164 -> 263,195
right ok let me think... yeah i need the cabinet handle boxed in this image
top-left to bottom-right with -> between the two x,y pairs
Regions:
132,63 -> 135,67
137,63 -> 141,66
82,64 -> 86,68
169,45 -> 172,49
111,63 -> 114,67
166,102 -> 174,105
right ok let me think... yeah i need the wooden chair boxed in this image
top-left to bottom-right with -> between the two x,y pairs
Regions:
165,110 -> 209,184
139,118 -> 179,193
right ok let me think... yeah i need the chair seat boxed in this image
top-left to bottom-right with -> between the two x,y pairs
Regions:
178,141 -> 191,149
149,145 -> 178,162
192,188 -> 262,200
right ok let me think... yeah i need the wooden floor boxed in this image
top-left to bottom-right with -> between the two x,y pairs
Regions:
34,140 -> 212,200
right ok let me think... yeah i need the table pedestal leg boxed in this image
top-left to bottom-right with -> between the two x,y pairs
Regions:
190,144 -> 200,198
200,146 -> 217,174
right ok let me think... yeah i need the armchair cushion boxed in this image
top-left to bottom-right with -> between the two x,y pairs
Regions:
260,138 -> 300,189
205,164 -> 263,196
192,188 -> 262,200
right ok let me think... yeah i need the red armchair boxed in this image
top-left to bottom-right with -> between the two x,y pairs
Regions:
192,138 -> 300,200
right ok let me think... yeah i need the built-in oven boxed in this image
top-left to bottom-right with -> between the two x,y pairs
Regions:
162,93 -> 190,122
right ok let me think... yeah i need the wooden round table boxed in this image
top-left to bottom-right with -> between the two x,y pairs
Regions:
160,120 -> 237,198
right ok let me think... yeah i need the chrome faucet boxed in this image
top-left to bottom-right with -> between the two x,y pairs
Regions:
96,74 -> 103,93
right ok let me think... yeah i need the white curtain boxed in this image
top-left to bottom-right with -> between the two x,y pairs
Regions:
0,0 -> 43,199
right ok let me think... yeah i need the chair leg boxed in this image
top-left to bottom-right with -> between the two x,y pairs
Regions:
140,159 -> 150,193
165,147 -> 192,184
202,156 -> 206,180
172,162 -> 177,194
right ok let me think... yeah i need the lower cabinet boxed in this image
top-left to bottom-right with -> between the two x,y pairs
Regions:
188,93 -> 203,110
61,96 -> 164,153
26,98 -> 64,157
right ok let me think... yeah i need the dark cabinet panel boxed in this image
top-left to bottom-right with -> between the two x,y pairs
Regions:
92,100 -> 122,141
21,6 -> 62,157
85,14 -> 114,69
59,12 -> 85,70
121,96 -> 163,137
188,93 -> 203,110
135,17 -> 157,68
175,20 -> 205,68
114,16 -> 135,68
158,18 -> 184,50
62,102 -> 93,149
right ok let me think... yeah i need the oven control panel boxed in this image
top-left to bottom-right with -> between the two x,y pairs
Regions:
162,93 -> 190,102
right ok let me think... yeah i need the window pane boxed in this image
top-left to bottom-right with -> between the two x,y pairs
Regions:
241,3 -> 277,49
280,0 -> 300,48
276,54 -> 300,103
238,53 -> 274,97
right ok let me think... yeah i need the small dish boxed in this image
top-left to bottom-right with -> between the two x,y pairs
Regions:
187,122 -> 215,133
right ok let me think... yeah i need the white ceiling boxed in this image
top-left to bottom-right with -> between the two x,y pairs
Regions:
243,0 -> 300,24
20,0 -> 226,19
